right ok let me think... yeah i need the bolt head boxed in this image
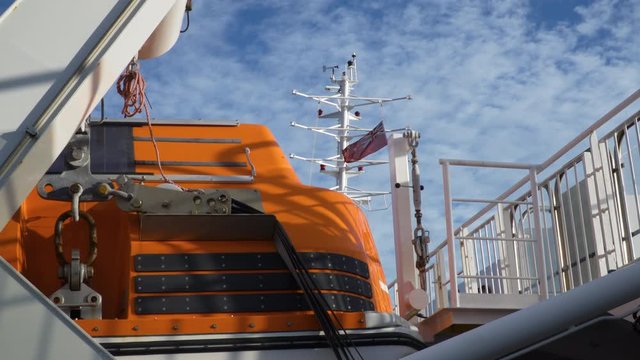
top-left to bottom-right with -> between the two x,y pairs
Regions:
69,183 -> 82,194
70,148 -> 84,161
97,183 -> 110,195
214,206 -> 228,214
131,198 -> 143,208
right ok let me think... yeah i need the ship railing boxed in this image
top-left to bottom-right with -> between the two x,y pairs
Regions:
387,279 -> 399,315
424,160 -> 545,317
420,90 -> 640,319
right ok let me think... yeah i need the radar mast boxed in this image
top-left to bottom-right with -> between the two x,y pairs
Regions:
291,54 -> 411,205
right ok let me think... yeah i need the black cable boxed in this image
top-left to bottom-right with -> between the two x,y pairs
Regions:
275,224 -> 351,359
231,199 -> 363,359
180,10 -> 190,33
231,199 -> 262,214
276,224 -> 357,359
274,225 -> 347,359
273,226 -> 341,357
233,200 -> 360,359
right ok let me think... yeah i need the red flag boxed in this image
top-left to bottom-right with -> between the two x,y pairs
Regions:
342,121 -> 388,163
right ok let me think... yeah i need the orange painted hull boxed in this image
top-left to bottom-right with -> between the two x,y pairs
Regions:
0,122 -> 392,338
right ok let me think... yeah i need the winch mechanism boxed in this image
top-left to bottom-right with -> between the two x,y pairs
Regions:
41,126 -> 263,320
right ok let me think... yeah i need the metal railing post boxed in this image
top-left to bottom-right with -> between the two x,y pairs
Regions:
442,161 -> 459,307
436,250 -> 447,309
388,133 -> 428,319
529,167 -> 549,299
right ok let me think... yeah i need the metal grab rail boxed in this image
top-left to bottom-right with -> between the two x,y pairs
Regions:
455,89 -> 640,235
441,162 -> 547,308
411,89 -> 640,319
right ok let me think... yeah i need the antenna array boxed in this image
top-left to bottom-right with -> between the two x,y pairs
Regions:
291,54 -> 411,206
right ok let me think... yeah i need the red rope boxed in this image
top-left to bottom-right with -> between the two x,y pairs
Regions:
116,64 -> 180,188
116,65 -> 146,118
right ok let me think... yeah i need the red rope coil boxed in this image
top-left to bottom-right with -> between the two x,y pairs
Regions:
116,63 -> 180,188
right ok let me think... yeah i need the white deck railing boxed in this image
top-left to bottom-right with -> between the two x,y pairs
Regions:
400,90 -> 640,318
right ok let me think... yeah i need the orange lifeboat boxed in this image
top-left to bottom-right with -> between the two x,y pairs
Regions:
0,119 -> 423,358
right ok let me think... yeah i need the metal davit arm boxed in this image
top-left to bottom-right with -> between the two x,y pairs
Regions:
0,0 -> 184,230
388,132 -> 428,319
0,256 -> 113,359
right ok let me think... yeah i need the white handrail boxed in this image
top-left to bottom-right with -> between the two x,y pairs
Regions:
455,89 -> 640,233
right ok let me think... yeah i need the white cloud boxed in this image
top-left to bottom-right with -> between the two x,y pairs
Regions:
98,0 -> 640,281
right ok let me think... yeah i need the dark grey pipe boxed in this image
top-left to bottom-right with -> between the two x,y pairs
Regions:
402,261 -> 640,360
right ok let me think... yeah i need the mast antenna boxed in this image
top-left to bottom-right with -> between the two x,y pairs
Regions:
291,54 -> 411,207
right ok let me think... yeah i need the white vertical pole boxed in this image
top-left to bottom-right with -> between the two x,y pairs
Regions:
529,168 -> 549,299
337,71 -> 350,192
442,161 -> 459,307
389,133 -> 426,319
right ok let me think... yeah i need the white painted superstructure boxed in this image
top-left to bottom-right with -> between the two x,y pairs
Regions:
0,0 -> 182,229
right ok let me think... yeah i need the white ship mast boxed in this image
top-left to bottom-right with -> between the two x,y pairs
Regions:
291,54 -> 411,204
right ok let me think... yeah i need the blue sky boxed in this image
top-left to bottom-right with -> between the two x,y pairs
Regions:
2,0 -> 640,281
